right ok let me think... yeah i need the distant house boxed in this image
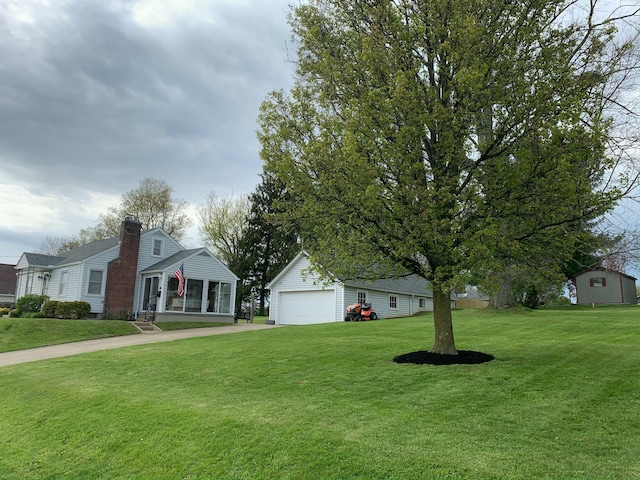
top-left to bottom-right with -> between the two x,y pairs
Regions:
0,263 -> 16,304
574,268 -> 637,305
267,251 -> 446,325
15,217 -> 238,321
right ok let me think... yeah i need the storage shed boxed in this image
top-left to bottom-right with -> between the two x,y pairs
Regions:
574,268 -> 637,305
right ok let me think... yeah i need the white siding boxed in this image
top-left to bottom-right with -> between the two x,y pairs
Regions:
77,247 -> 120,313
269,255 -> 343,324
138,251 -> 238,317
132,231 -> 185,313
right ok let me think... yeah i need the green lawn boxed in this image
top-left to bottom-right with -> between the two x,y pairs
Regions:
0,306 -> 637,479
0,318 -> 139,352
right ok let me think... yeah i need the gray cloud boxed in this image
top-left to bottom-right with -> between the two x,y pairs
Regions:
0,0 -> 295,261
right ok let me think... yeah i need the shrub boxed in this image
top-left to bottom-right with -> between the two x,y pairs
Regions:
9,310 -> 19,318
15,294 -> 49,316
42,301 -> 60,318
55,301 -> 91,319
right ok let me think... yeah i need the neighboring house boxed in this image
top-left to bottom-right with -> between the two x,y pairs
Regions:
0,263 -> 16,304
15,217 -> 238,322
453,286 -> 490,309
267,251 -> 444,325
574,268 -> 637,305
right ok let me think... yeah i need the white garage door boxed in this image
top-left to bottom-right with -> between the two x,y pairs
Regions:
278,290 -> 335,325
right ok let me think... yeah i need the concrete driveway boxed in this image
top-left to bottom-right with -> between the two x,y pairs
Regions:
0,323 -> 278,368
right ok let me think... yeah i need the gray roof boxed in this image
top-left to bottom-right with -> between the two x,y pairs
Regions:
23,237 -> 120,268
23,253 -> 63,267
142,249 -> 203,273
343,275 -> 432,297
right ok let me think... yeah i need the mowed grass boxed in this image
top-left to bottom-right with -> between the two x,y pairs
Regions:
0,318 -> 139,352
0,306 -> 637,480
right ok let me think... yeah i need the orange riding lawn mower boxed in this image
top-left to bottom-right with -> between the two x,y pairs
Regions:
344,301 -> 378,321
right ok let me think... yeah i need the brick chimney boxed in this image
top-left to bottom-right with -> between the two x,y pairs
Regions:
103,216 -> 142,319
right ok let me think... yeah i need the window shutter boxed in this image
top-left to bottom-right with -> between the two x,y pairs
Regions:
590,278 -> 594,287
602,278 -> 606,287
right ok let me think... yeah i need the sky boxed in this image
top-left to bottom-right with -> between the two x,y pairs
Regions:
0,0 -> 295,263
0,0 -> 637,280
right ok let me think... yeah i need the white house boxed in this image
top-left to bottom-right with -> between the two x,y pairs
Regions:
267,251 -> 440,325
15,217 -> 238,322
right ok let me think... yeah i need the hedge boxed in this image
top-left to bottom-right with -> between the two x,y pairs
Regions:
15,294 -> 49,316
41,300 -> 91,319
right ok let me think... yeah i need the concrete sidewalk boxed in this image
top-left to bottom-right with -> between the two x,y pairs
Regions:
0,323 -> 279,368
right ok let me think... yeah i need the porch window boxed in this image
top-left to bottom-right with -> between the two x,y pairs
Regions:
59,271 -> 68,296
357,291 -> 367,303
419,298 -> 426,308
389,295 -> 398,309
87,270 -> 104,295
165,277 -> 183,311
207,281 -> 232,314
185,279 -> 204,312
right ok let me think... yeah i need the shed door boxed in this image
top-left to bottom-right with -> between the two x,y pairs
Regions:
278,290 -> 335,325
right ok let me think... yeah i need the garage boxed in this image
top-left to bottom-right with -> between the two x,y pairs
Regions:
277,290 -> 336,325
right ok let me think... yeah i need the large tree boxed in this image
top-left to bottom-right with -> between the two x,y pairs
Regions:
37,178 -> 192,255
237,172 -> 301,315
95,178 -> 192,241
258,0 -> 636,354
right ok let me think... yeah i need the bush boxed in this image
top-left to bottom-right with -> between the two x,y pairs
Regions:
42,301 -> 60,318
15,294 -> 49,316
55,301 -> 91,319
9,310 -> 19,318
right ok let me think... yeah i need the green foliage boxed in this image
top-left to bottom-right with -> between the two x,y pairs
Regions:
42,301 -> 60,318
0,308 -> 10,317
15,294 -> 49,316
54,301 -> 91,320
236,171 -> 300,314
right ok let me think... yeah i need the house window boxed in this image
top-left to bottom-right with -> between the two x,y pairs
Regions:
152,239 -> 163,256
207,281 -> 232,314
59,271 -> 68,296
389,295 -> 398,309
185,279 -> 204,312
590,277 -> 606,287
165,277 -> 183,311
87,270 -> 104,295
419,298 -> 426,309
357,291 -> 367,303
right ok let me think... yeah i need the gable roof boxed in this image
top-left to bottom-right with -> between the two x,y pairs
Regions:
142,248 -> 240,280
269,251 -> 432,297
574,267 -> 637,281
19,237 -> 120,269
343,276 -> 432,297
142,249 -> 203,272
0,263 -> 16,295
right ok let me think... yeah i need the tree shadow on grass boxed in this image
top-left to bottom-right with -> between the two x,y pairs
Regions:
393,350 -> 495,365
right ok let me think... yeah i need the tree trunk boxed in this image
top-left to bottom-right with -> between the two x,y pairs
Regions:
432,287 -> 457,355
489,273 -> 515,309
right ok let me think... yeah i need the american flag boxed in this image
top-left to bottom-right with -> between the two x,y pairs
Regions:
175,264 -> 185,296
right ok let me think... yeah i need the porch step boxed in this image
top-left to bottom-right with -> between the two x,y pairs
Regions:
131,321 -> 162,333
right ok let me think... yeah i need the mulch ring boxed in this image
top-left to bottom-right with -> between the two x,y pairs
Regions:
393,350 -> 495,365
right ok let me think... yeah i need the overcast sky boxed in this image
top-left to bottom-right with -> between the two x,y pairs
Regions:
0,0 -> 295,263
1,0 -> 637,278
